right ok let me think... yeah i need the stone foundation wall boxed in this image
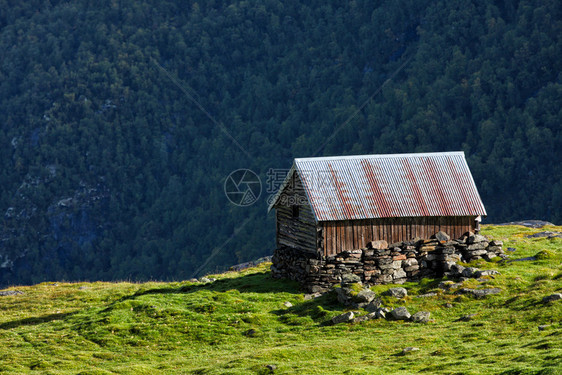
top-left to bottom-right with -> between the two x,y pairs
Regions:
271,232 -> 504,292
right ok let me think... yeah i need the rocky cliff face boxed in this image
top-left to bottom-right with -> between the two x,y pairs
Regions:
0,166 -> 110,286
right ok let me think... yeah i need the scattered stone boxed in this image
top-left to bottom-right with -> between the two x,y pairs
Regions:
458,288 -> 501,298
266,364 -> 277,372
507,247 -> 516,252
355,289 -> 376,304
244,329 -> 257,337
336,287 -> 352,305
473,270 -> 500,278
309,285 -> 328,294
416,292 -> 438,298
78,286 -> 89,290
448,263 -> 465,275
527,231 -> 562,238
498,220 -> 554,228
443,303 -> 453,308
0,290 -> 24,296
303,292 -> 323,300
385,287 -> 408,298
332,311 -> 355,324
542,293 -> 562,303
461,267 -> 479,278
189,278 -> 198,283
458,313 -> 477,321
199,277 -> 211,283
411,311 -> 431,323
438,281 -> 463,291
364,299 -> 382,312
283,301 -> 293,308
389,306 -> 411,321
375,309 -> 387,319
353,312 -> 378,323
538,325 -> 550,331
401,347 -> 420,355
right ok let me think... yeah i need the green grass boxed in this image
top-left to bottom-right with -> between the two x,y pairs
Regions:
0,225 -> 560,374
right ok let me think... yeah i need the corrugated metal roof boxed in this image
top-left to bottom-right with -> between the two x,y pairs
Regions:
268,151 -> 486,221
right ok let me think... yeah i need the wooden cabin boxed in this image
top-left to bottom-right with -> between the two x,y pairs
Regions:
268,152 -> 486,257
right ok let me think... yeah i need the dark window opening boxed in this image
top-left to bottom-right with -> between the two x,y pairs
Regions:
292,205 -> 299,218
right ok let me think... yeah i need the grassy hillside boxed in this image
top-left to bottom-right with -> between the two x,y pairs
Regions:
0,225 -> 560,374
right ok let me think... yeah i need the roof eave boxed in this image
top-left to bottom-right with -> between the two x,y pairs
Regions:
266,163 -> 296,213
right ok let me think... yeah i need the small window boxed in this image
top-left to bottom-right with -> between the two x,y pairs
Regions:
292,205 -> 299,218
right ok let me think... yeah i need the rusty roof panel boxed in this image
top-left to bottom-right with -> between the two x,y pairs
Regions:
278,151 -> 486,221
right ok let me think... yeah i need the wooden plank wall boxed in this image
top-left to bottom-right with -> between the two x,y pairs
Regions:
321,216 -> 476,256
275,173 -> 317,253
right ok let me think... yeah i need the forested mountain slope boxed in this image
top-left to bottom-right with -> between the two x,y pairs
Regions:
0,0 -> 560,286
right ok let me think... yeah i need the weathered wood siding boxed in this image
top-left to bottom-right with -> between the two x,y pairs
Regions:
275,173 -> 317,253
320,216 -> 477,256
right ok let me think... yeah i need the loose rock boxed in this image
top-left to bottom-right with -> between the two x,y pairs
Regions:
416,292 -> 438,298
458,288 -> 501,298
355,289 -> 376,304
0,290 -> 23,296
401,347 -> 420,355
375,307 -> 388,319
458,314 -> 477,321
389,306 -> 411,320
462,267 -> 479,278
244,329 -> 257,337
542,293 -> 562,303
410,311 -> 431,323
385,287 -> 408,298
303,292 -> 323,300
332,311 -> 355,324
364,298 -> 382,312
353,312 -> 377,323
473,270 -> 500,278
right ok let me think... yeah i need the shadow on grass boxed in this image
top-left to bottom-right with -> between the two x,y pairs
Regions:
1,272 -> 304,329
126,271 -> 302,298
271,291 -> 345,326
0,312 -> 75,330
94,271 -> 305,313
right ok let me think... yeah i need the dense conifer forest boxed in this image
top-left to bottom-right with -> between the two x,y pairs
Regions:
0,0 -> 560,286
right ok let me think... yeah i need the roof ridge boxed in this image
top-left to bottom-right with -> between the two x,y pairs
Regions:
295,151 -> 464,162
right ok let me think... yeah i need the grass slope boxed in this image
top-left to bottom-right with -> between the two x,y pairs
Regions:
0,225 -> 560,374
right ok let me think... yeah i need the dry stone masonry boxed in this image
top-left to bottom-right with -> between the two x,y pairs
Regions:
271,231 -> 505,292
